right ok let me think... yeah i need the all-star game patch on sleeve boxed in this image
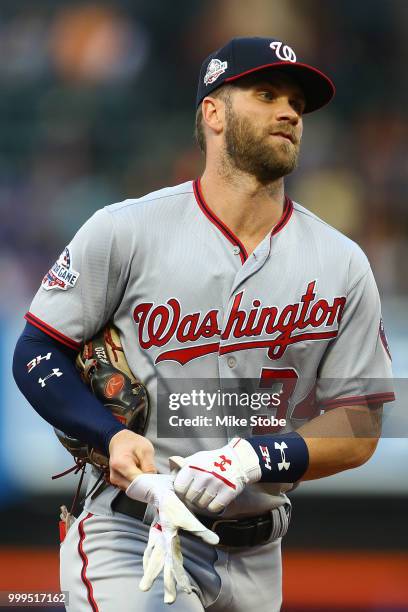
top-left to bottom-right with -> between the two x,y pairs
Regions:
41,246 -> 80,291
316,251 -> 395,410
27,208 -> 126,346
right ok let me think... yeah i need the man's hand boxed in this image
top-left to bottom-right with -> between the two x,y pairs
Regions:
109,430 -> 157,489
171,438 -> 262,514
126,473 -> 219,604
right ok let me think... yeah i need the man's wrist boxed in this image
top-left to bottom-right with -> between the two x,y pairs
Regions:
245,432 -> 309,483
105,423 -> 127,456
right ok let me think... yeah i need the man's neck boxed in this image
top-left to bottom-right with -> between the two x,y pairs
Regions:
199,165 -> 286,256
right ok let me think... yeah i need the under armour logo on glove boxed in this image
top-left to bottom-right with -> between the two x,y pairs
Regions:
213,455 -> 232,472
171,439 -> 262,514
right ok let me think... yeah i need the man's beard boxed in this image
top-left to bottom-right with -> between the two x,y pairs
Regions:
223,103 -> 300,183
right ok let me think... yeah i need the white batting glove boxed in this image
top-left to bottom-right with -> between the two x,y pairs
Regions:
170,438 -> 262,514
126,474 -> 219,604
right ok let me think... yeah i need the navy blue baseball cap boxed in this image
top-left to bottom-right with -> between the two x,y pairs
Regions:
196,37 -> 335,113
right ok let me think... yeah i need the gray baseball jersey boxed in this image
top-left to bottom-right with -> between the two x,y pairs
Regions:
29,179 -> 393,517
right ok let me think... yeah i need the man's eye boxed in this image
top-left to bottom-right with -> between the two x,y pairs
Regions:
259,91 -> 274,100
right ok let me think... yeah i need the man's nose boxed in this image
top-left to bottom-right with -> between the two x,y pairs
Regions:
275,97 -> 300,124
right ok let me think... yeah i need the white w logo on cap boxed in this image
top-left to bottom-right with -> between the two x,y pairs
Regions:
270,41 -> 297,63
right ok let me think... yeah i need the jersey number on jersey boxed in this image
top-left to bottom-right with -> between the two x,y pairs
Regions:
252,368 -> 319,434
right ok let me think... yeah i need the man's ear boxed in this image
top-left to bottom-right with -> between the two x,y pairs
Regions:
201,96 -> 225,136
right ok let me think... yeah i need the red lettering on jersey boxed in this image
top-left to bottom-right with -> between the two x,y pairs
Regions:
176,312 -> 201,342
133,299 -> 181,348
221,292 -> 246,339
132,281 -> 346,364
197,310 -> 220,338
241,299 -> 262,336
327,297 -> 346,325
256,307 -> 279,335
309,300 -> 330,327
297,281 -> 317,329
133,303 -> 154,349
134,301 -> 220,350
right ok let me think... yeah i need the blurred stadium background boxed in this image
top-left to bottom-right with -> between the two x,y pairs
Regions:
1,0 -> 407,610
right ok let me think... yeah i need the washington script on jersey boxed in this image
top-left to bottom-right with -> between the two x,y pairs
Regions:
133,281 -> 347,364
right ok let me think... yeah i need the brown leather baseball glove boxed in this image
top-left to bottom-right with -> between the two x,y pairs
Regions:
54,324 -> 150,475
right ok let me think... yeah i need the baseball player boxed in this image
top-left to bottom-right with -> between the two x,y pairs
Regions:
13,37 -> 394,612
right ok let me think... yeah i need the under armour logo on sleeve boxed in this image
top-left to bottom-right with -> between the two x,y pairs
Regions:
274,441 -> 290,471
38,368 -> 63,387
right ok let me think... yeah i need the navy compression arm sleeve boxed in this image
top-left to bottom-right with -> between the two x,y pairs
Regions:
13,322 -> 126,455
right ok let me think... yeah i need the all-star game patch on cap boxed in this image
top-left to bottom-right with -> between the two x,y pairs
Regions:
196,37 -> 335,113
